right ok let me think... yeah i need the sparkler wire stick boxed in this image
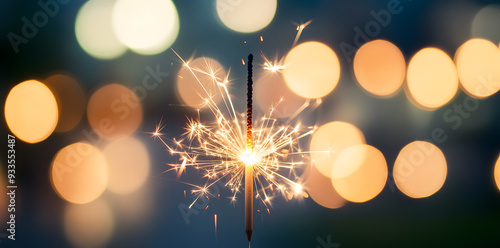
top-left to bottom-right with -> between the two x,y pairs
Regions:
157,49 -> 315,246
245,54 -> 254,244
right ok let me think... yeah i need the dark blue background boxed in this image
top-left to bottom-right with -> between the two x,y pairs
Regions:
1,0 -> 500,247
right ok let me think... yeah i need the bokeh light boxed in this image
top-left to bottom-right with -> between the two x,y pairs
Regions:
176,57 -> 226,109
43,74 -> 86,132
4,80 -> 58,143
64,200 -> 114,248
216,0 -> 277,33
254,72 -> 306,118
310,122 -> 365,178
406,48 -> 459,110
494,154 -> 500,191
103,136 -> 150,195
471,4 -> 500,44
87,84 -> 143,140
75,0 -> 127,60
283,42 -> 341,99
304,162 -> 346,209
113,0 -> 179,55
353,39 -> 406,97
331,145 -> 388,203
51,142 -> 108,204
455,38 -> 500,98
393,141 -> 447,198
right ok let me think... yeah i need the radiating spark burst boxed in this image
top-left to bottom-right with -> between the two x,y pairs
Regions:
260,21 -> 312,73
292,20 -> 313,48
147,116 -> 166,138
214,214 -> 218,240
261,53 -> 286,73
154,21 -> 317,211
154,50 -> 315,211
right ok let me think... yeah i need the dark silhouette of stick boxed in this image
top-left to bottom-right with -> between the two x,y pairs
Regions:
245,53 -> 254,246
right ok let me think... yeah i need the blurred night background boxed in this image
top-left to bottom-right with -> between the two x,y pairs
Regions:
1,0 -> 500,247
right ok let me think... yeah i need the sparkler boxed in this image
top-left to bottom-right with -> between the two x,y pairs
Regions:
245,54 -> 254,244
153,24 -> 316,244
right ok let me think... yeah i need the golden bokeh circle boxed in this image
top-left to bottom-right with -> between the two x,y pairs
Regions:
254,72 -> 306,118
494,154 -> 500,192
43,74 -> 86,132
455,38 -> 500,98
331,145 -> 388,203
64,199 -> 114,248
353,39 -> 406,97
104,137 -> 150,195
283,42 -> 341,99
407,48 -> 459,110
394,141 -> 447,198
113,0 -> 179,55
51,142 -> 108,204
87,84 -> 143,140
310,122 -> 365,178
75,0 -> 127,59
304,163 -> 346,209
471,5 -> 500,45
216,0 -> 277,33
176,57 -> 226,109
4,80 -> 58,143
